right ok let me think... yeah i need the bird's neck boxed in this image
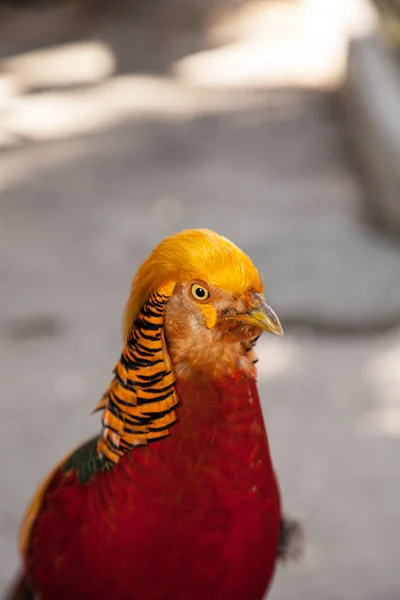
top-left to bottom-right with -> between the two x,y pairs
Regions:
95,290 -> 259,467
167,332 -> 258,381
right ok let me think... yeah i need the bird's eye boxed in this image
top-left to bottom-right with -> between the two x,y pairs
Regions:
191,284 -> 210,302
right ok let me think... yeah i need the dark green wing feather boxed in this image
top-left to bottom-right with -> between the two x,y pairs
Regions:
62,436 -> 114,484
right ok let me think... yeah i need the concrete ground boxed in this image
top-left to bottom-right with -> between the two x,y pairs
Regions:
1,1 -> 400,598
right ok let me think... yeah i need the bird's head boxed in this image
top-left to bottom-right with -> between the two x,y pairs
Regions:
123,229 -> 282,378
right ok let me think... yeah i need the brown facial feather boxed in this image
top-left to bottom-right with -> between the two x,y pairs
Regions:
164,282 -> 262,381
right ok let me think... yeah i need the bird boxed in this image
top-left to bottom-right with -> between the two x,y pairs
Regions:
11,228 -> 302,600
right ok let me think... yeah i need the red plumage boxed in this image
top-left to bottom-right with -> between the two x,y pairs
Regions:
25,374 -> 280,599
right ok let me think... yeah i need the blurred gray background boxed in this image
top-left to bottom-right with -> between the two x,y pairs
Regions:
1,0 -> 400,597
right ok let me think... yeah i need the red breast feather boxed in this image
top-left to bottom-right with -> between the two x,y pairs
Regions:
27,374 -> 280,600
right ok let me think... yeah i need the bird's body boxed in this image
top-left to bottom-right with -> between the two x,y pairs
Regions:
27,375 -> 280,600
14,229 -> 289,600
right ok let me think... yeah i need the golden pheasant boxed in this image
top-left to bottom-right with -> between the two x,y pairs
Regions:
11,228 -> 300,600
